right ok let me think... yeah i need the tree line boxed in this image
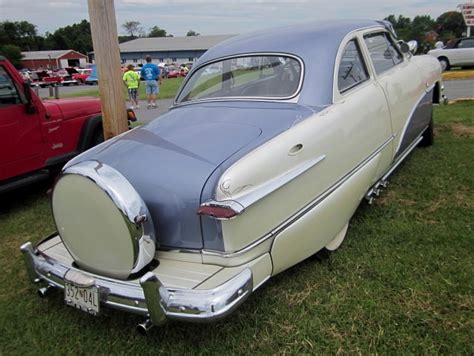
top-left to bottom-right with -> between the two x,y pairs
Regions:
385,11 -> 466,52
0,19 -> 199,67
0,12 -> 466,68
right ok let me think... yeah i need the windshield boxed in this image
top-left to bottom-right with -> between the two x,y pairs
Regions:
176,55 -> 302,103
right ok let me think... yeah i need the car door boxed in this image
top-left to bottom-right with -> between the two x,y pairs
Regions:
455,38 -> 474,66
362,31 -> 425,158
269,37 -> 394,273
0,65 -> 43,180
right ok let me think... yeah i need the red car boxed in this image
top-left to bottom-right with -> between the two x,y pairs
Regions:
67,68 -> 92,84
30,70 -> 63,87
168,69 -> 187,78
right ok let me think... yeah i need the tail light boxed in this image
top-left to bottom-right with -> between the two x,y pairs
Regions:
197,200 -> 244,220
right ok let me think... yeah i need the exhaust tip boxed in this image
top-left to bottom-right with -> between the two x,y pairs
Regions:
37,286 -> 53,298
136,319 -> 153,336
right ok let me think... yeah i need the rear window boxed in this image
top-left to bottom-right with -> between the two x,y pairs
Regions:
176,55 -> 303,103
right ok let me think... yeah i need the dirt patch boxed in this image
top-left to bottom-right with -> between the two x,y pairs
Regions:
377,190 -> 417,207
450,123 -> 474,138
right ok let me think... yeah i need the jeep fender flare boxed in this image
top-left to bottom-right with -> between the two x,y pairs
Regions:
77,114 -> 103,152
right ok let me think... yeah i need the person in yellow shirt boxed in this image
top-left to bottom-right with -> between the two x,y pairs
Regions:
123,64 -> 140,109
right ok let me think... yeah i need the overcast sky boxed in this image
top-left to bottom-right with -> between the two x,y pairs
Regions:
0,0 -> 465,37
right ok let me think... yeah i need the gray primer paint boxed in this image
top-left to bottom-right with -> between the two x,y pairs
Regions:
396,88 -> 433,156
66,101 -> 319,250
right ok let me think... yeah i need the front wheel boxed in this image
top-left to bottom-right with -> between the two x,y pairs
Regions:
438,57 -> 450,71
419,114 -> 434,147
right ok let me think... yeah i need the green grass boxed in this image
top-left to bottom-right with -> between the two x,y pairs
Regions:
0,102 -> 473,354
59,77 -> 184,100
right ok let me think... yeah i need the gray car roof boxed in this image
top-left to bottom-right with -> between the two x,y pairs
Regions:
194,20 -> 383,107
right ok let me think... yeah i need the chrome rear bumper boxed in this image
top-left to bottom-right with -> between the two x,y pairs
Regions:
20,241 -> 253,324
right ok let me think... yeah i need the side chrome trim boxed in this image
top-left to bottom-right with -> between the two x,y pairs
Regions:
202,135 -> 394,258
202,155 -> 326,219
238,155 -> 326,208
395,83 -> 434,154
174,52 -> 305,106
20,241 -> 253,323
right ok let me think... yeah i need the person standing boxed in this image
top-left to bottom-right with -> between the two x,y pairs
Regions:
122,64 -> 140,109
141,55 -> 162,108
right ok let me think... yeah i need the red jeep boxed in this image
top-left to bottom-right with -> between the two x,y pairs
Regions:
0,56 -> 106,193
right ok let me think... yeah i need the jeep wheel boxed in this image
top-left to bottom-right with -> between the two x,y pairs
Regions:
91,128 -> 104,147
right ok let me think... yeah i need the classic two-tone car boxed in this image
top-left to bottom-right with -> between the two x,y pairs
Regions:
21,20 -> 442,334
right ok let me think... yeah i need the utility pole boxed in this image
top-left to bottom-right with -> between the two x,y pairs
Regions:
88,0 -> 128,139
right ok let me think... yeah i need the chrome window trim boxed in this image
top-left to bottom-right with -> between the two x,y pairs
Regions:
174,52 -> 305,106
337,38 -> 370,94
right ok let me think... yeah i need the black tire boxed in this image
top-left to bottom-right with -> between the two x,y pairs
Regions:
438,57 -> 450,71
419,113 -> 434,147
91,128 -> 104,147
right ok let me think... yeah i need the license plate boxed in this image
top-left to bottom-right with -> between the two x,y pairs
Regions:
64,282 -> 100,315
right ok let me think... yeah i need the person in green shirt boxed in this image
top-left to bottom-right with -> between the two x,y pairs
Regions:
123,64 -> 140,109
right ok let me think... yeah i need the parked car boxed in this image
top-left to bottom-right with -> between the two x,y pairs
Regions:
428,37 -> 474,71
167,66 -> 182,78
67,67 -> 92,84
54,68 -> 78,86
0,56 -> 103,193
85,64 -> 98,85
30,70 -> 63,87
21,20 -> 442,334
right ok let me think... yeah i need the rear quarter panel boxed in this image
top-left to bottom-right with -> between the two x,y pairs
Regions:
216,80 -> 392,255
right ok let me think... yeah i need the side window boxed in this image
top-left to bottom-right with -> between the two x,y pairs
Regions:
0,66 -> 22,107
458,39 -> 474,48
364,32 -> 403,75
337,39 -> 369,93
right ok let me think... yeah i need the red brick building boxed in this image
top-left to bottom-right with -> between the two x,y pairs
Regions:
21,50 -> 88,70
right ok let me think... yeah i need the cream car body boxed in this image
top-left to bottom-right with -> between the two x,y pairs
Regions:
21,20 -> 442,333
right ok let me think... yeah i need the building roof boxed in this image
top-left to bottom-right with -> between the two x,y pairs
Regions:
119,35 -> 236,53
21,50 -> 87,60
